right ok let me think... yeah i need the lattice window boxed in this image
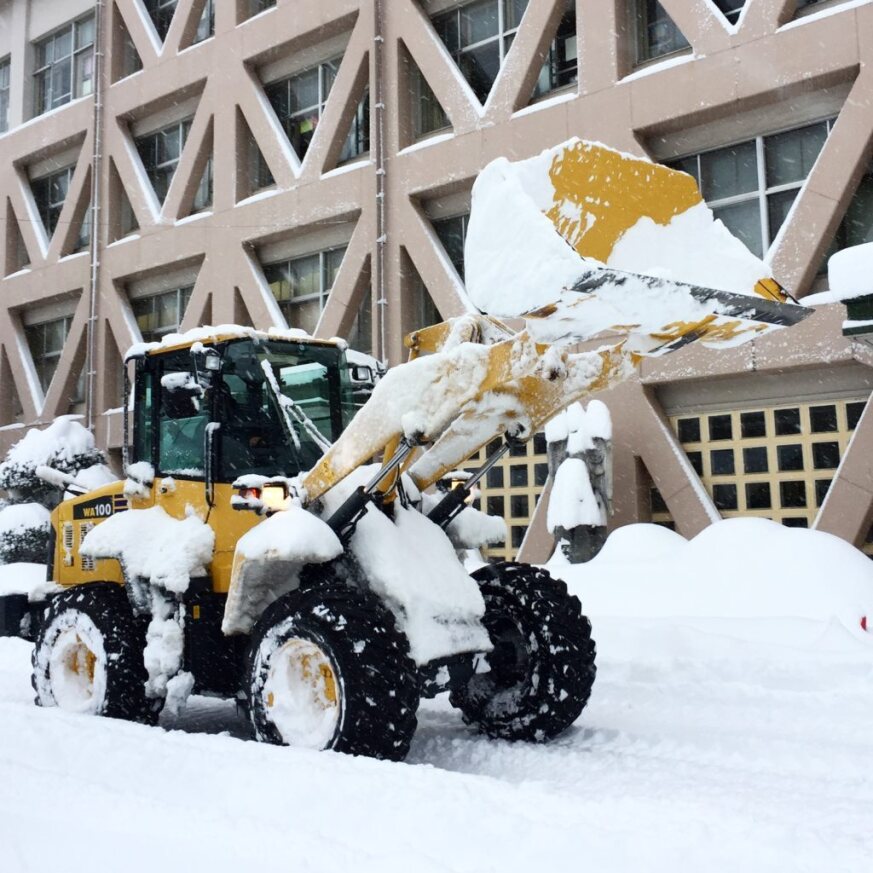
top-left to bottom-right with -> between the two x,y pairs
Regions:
632,1 -> 689,65
144,0 -> 179,41
264,247 -> 347,335
132,286 -> 193,343
264,60 -> 369,163
33,15 -> 95,116
668,119 -> 836,258
25,316 -> 83,399
464,432 -> 549,561
31,165 -> 90,248
0,58 -> 10,133
434,213 -> 470,279
714,1 -> 746,24
135,118 -> 212,210
651,398 -> 871,549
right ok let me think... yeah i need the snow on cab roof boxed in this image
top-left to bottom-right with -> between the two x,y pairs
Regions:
125,325 -> 346,361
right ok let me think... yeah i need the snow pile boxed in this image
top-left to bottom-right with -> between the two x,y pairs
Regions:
0,502 -> 50,537
465,139 -> 771,322
0,562 -> 47,597
548,458 -> 601,530
829,240 -> 873,299
0,502 -> 51,565
551,519 -> 873,633
67,464 -> 118,495
143,591 -> 194,714
445,504 -> 506,550
81,506 -> 214,594
123,461 -> 155,499
223,505 -> 343,635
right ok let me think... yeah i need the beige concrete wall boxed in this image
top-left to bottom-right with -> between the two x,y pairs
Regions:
0,0 -> 871,557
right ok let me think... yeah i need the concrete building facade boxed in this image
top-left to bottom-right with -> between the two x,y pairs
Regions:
0,0 -> 872,560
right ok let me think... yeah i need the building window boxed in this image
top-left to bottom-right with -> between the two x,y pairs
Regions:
831,161 -> 873,252
348,292 -> 373,355
33,15 -> 95,116
633,1 -> 689,65
532,2 -> 577,100
32,166 -> 90,248
434,213 -> 470,279
265,60 -> 370,163
26,317 -> 82,399
249,0 -> 277,15
410,65 -> 449,140
265,247 -> 346,335
135,119 -> 212,210
651,397 -> 870,548
132,287 -> 193,343
144,0 -> 178,40
0,58 -> 10,132
193,0 -> 215,44
432,0 -> 525,104
714,1 -> 745,24
669,119 -> 835,258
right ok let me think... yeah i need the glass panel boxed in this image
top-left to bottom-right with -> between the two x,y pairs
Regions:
678,417 -> 700,442
710,449 -> 734,475
534,463 -> 549,485
780,481 -> 806,508
76,52 -> 94,98
288,254 -> 320,298
708,414 -> 732,441
323,247 -> 346,290
503,0 -> 529,30
641,1 -> 689,61
511,526 -> 526,548
54,28 -> 73,60
51,59 -> 72,106
700,141 -> 758,200
812,441 -> 839,469
650,487 -> 667,513
487,496 -> 504,516
838,170 -> 873,247
434,215 -> 468,278
764,122 -> 827,188
434,10 -> 460,55
743,446 -> 768,474
777,444 -> 804,471
510,465 -> 528,487
460,0 -> 500,47
287,299 -> 320,335
412,65 -> 449,137
290,68 -> 319,113
740,411 -> 766,438
767,189 -> 797,245
745,482 -> 771,509
847,400 -> 866,430
713,483 -> 737,510
782,517 -> 808,528
459,41 -> 501,103
487,465 -> 503,488
510,494 -> 529,517
809,404 -> 837,433
815,479 -> 831,506
714,0 -> 745,23
76,16 -> 96,50
713,199 -> 763,258
774,407 -> 801,435
687,451 -> 703,475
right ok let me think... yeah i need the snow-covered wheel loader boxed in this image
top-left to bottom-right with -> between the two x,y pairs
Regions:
0,140 -> 812,760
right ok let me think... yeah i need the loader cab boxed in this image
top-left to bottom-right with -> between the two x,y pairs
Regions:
129,336 -> 359,488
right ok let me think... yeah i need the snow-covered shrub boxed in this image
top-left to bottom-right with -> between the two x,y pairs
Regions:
0,503 -> 51,564
0,416 -> 105,507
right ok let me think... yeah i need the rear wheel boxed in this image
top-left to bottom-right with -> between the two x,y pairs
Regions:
450,562 -> 596,742
246,584 -> 420,761
32,582 -> 159,723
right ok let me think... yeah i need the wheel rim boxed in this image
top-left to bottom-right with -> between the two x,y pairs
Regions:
48,620 -> 107,714
262,638 -> 341,749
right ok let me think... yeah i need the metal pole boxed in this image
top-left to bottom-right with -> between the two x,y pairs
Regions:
373,0 -> 387,364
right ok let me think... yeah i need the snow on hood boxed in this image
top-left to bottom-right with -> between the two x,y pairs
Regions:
465,138 -> 770,319
551,518 -> 873,636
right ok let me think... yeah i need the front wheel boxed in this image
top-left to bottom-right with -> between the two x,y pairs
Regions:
246,584 -> 420,761
32,582 -> 160,723
450,562 -> 596,742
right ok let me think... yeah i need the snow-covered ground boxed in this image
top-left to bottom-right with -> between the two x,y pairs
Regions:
2,521 -> 872,872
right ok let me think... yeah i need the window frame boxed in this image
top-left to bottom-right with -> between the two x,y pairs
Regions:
264,246 -> 348,334
668,117 -> 837,258
633,0 -> 690,66
31,164 -> 91,249
32,14 -> 96,117
131,286 -> 194,344
25,315 -> 83,400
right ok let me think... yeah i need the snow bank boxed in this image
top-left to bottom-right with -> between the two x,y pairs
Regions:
465,138 -> 771,319
0,562 -> 47,597
0,502 -> 50,536
552,519 -> 873,634
81,506 -> 214,594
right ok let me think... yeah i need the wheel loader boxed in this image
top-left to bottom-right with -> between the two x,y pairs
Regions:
0,141 -> 812,760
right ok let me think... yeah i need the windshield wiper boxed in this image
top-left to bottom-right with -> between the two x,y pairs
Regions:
260,359 -> 332,453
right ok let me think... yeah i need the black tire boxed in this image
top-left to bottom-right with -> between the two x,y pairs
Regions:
450,562 -> 596,742
32,582 -> 160,724
246,583 -> 420,761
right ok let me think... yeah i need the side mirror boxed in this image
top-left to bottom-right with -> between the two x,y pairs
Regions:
350,364 -> 374,383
